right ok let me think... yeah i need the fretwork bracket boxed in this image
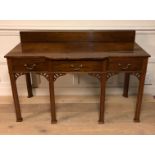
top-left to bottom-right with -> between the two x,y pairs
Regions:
54,73 -> 66,81
131,72 -> 142,80
36,72 -> 50,81
106,72 -> 118,80
14,73 -> 26,80
88,73 -> 102,81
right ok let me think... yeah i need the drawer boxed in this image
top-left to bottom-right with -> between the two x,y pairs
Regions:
108,57 -> 143,71
52,61 -> 102,72
12,58 -> 49,72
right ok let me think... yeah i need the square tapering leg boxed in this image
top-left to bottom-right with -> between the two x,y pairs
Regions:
25,73 -> 33,98
49,73 -> 57,124
123,73 -> 130,98
134,59 -> 148,122
9,73 -> 23,122
98,73 -> 106,124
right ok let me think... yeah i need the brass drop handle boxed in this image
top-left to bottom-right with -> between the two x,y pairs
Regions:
24,64 -> 36,70
70,64 -> 83,71
118,63 -> 131,70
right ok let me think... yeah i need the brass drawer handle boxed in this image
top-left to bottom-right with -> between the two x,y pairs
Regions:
24,64 -> 36,70
70,64 -> 83,71
118,63 -> 131,70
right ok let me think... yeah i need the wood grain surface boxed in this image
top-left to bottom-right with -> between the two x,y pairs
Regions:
0,95 -> 155,135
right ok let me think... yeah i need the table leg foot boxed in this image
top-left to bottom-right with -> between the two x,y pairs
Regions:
134,118 -> 140,123
27,94 -> 33,98
51,120 -> 57,124
16,118 -> 23,122
123,94 -> 128,98
98,120 -> 104,124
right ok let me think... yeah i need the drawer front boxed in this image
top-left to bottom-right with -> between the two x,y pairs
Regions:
12,58 -> 49,72
53,61 -> 102,72
108,57 -> 143,71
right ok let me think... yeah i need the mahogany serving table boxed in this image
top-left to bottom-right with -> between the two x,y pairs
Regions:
4,30 -> 150,124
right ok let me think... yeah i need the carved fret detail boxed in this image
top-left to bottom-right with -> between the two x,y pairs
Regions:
36,72 -> 50,81
14,73 -> 25,80
89,72 -> 119,81
131,72 -> 142,80
106,72 -> 118,80
88,73 -> 102,81
54,73 -> 66,81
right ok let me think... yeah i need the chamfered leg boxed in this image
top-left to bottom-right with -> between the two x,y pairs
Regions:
9,73 -> 23,122
25,73 -> 33,98
49,73 -> 57,124
134,58 -> 148,122
134,73 -> 146,122
98,73 -> 106,124
123,73 -> 130,97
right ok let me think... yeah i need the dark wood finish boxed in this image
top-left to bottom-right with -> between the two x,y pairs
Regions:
98,61 -> 107,124
12,58 -> 49,72
123,73 -> 130,97
20,31 -> 135,43
5,42 -> 149,59
49,73 -> 57,124
134,58 -> 148,122
25,73 -> 33,98
108,57 -> 143,71
5,30 -> 150,124
7,59 -> 23,122
52,60 -> 102,72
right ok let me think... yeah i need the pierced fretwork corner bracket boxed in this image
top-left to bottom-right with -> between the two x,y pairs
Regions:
53,73 -> 66,81
131,72 -> 142,80
88,73 -> 102,81
14,72 -> 26,80
106,72 -> 118,80
36,72 -> 50,81
88,72 -> 119,81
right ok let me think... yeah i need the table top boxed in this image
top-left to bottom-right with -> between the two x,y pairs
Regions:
5,31 -> 150,60
5,42 -> 150,60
